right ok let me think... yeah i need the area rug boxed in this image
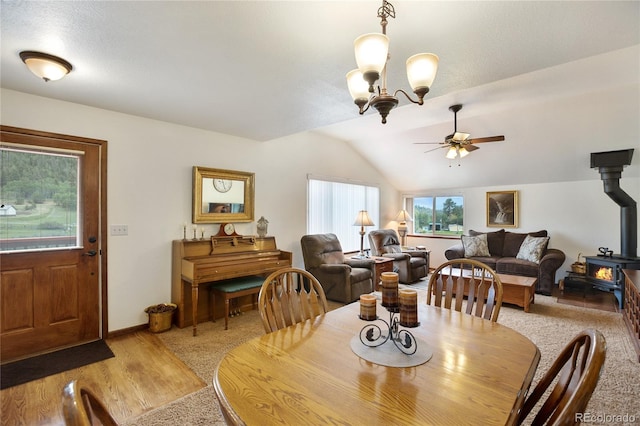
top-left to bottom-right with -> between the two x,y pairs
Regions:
0,340 -> 114,390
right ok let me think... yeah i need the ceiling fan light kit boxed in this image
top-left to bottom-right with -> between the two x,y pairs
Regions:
19,51 -> 73,82
346,0 -> 439,124
416,104 -> 505,163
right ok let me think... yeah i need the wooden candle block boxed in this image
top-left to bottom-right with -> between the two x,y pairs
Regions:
399,288 -> 418,327
359,294 -> 377,320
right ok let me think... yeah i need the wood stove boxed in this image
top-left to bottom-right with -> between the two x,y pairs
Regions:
564,149 -> 640,309
582,255 -> 640,309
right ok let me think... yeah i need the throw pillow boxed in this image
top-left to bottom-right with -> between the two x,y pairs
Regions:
516,235 -> 550,264
461,234 -> 490,257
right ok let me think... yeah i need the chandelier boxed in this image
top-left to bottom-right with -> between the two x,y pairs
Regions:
346,0 -> 438,124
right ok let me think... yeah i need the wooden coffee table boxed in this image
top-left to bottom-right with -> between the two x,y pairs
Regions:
440,268 -> 537,312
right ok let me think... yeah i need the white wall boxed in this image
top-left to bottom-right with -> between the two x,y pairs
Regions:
3,88 -> 638,331
409,178 -> 640,280
1,89 -> 398,331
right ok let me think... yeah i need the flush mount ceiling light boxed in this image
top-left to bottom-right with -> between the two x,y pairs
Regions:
19,51 -> 73,82
346,0 -> 438,124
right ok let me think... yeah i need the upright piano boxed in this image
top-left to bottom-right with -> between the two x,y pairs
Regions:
172,236 -> 292,335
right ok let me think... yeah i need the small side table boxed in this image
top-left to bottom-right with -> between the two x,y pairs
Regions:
371,257 -> 394,290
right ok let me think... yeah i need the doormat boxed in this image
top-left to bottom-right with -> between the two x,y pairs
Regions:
0,340 -> 114,390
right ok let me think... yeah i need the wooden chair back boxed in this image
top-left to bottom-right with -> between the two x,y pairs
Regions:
258,267 -> 329,333
62,379 -> 118,426
517,328 -> 606,425
427,259 -> 503,322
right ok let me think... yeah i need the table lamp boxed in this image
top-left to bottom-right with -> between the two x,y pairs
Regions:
353,210 -> 375,258
395,209 -> 412,247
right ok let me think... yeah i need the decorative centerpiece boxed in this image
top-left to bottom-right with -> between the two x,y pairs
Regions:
358,272 -> 419,355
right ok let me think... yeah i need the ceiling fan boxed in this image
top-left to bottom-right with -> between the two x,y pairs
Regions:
415,104 -> 505,160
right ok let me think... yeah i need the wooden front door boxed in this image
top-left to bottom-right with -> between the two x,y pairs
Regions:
0,126 -> 107,362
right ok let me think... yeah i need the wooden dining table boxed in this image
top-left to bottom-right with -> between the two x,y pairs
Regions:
213,298 -> 541,425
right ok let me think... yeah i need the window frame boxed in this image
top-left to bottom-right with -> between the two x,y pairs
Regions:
403,194 -> 465,237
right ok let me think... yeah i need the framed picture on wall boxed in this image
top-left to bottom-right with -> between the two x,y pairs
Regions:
486,190 -> 518,228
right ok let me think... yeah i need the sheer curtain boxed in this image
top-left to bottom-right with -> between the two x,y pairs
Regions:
307,176 -> 379,252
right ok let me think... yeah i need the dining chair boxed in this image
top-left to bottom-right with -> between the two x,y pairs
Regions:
258,267 -> 329,333
62,379 -> 118,426
427,259 -> 503,322
517,328 -> 606,426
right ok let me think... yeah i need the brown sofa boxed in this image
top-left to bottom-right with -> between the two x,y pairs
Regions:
444,229 -> 565,295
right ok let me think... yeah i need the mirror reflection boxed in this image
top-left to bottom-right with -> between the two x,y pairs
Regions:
201,178 -> 245,214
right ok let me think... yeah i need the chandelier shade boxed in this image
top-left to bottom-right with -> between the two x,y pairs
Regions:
346,69 -> 371,104
19,51 -> 73,82
353,33 -> 389,89
406,53 -> 439,93
346,0 -> 438,124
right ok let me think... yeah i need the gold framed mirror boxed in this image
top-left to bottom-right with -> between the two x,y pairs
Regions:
192,166 -> 255,223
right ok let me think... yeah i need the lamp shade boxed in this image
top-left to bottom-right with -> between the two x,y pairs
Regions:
445,146 -> 458,159
459,147 -> 470,158
353,210 -> 375,227
354,33 -> 389,75
395,209 -> 412,223
19,51 -> 72,82
406,53 -> 439,92
346,69 -> 370,102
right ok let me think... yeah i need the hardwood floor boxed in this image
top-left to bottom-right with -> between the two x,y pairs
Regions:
0,331 -> 205,426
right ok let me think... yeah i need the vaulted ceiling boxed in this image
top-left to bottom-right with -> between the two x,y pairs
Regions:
2,1 -> 639,190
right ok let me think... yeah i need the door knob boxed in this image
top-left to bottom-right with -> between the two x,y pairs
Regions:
84,250 -> 97,257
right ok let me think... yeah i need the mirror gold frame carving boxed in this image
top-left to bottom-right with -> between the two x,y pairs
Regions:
192,166 -> 255,223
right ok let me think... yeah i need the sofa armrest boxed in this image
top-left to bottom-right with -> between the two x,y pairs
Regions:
316,264 -> 351,275
344,258 -> 375,269
537,248 -> 566,295
403,250 -> 428,259
380,253 -> 411,261
445,243 -> 465,260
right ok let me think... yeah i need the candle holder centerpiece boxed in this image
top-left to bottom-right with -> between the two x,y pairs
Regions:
358,272 -> 419,355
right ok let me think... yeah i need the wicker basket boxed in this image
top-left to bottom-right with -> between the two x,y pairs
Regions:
571,262 -> 586,274
145,303 -> 177,333
570,252 -> 585,274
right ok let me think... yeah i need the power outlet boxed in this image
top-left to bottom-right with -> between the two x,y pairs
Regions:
110,225 -> 128,236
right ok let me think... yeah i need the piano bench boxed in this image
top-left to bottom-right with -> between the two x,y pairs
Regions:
209,276 -> 265,330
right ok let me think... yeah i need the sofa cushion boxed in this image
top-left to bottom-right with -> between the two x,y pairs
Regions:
470,229 -> 505,257
503,230 -> 548,257
496,258 -> 539,277
517,235 -> 550,264
462,234 -> 490,257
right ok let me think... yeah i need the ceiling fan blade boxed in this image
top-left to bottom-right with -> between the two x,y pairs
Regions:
413,142 -> 444,145
424,145 -> 447,154
464,144 -> 479,152
468,135 -> 505,144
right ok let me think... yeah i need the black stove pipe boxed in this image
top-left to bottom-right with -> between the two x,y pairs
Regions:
591,149 -> 636,259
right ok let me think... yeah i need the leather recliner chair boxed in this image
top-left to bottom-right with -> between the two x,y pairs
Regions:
300,233 -> 375,303
368,229 -> 429,283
